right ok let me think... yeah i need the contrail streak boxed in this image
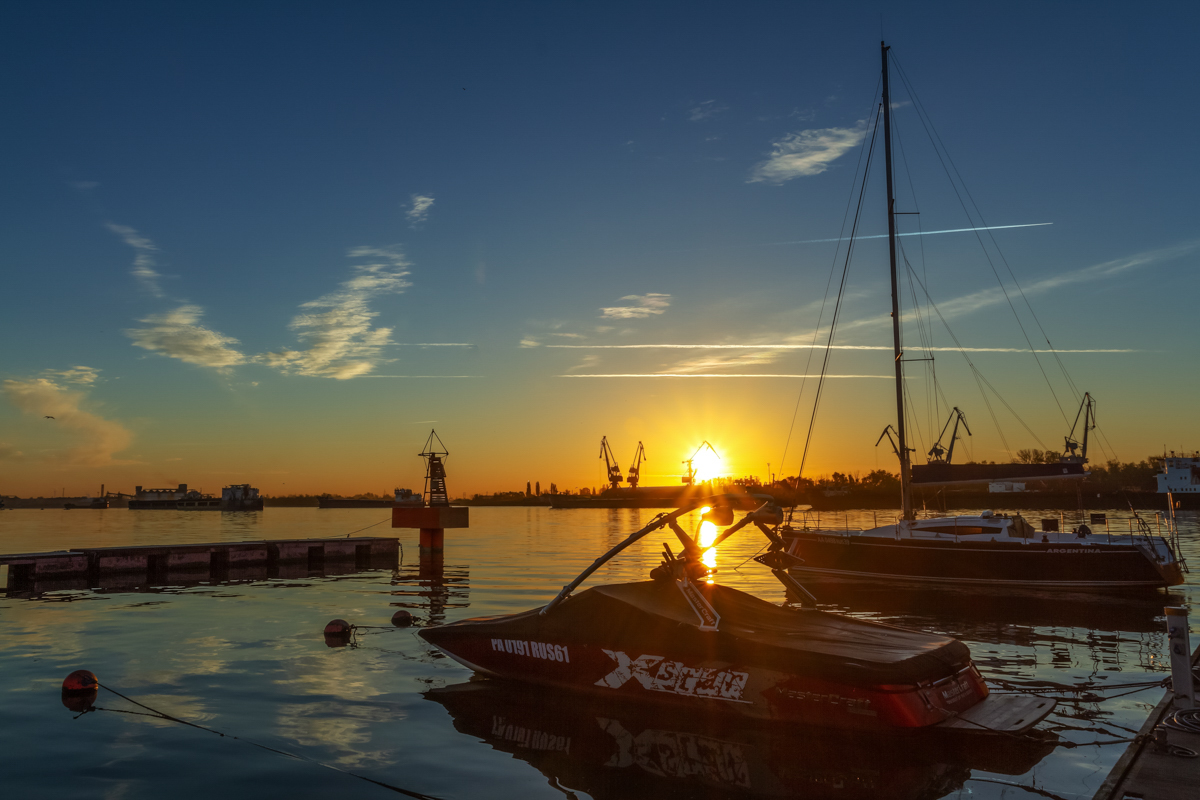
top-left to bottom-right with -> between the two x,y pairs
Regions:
755,222 -> 1052,246
547,344 -> 1134,353
560,374 -> 893,379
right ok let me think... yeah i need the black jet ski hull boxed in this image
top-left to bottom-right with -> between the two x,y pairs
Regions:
419,580 -> 1012,731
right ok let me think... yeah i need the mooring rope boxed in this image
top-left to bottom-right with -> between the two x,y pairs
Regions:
81,682 -> 443,799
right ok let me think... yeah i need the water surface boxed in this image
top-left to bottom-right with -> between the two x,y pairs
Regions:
1,507 -> 1196,799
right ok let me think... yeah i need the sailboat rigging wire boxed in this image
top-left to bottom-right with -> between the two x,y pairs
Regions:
902,257 -> 1048,450
778,77 -> 882,478
888,52 -> 1075,431
794,106 -> 884,481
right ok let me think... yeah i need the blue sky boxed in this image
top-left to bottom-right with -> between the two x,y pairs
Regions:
2,1 -> 1197,496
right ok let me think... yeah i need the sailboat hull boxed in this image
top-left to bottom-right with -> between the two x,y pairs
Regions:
784,532 -> 1183,589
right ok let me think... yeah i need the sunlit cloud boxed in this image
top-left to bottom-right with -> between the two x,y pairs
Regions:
127,305 -> 248,370
388,342 -> 475,347
689,100 -> 728,122
407,194 -> 434,225
262,246 -> 412,380
2,371 -> 133,466
106,222 -> 165,297
600,293 -> 671,319
0,443 -> 25,461
748,121 -> 867,183
519,337 -> 541,348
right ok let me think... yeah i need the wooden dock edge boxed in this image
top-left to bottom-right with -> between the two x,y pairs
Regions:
1092,642 -> 1200,800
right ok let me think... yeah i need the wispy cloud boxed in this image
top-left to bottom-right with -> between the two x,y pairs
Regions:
689,100 -> 728,122
831,239 -> 1200,336
46,366 -> 103,384
600,293 -> 671,319
2,370 -> 133,465
127,305 -> 247,370
263,246 -> 412,380
665,351 -> 781,373
407,194 -> 434,225
107,223 -> 165,297
69,180 -> 99,190
748,121 -> 867,184
519,338 -> 541,348
566,354 -> 601,374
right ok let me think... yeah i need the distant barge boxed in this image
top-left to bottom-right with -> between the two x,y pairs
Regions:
129,483 -> 263,511
318,488 -> 423,509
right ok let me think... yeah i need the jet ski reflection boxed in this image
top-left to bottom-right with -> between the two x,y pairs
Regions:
425,679 -> 1056,800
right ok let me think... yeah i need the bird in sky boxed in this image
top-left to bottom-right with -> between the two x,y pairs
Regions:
44,415 -> 55,419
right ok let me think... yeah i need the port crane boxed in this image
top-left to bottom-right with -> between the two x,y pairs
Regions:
681,441 -> 718,485
1061,393 -> 1095,464
599,436 -> 623,490
627,442 -> 647,488
928,407 -> 971,464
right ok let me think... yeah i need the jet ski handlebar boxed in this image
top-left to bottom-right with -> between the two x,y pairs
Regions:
540,494 -> 780,615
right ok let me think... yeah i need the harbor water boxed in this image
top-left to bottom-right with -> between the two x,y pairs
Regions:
1,506 -> 1197,799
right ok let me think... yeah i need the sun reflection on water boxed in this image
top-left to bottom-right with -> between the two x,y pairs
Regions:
698,519 -> 718,584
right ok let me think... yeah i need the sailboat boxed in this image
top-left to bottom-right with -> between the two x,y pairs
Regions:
780,43 -> 1185,590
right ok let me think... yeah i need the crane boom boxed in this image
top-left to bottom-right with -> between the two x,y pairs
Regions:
627,442 -> 647,488
599,436 -> 623,490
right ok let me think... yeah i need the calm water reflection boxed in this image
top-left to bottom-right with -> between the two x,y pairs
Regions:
0,507 -> 1196,799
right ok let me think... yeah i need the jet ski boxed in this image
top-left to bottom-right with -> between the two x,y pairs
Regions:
419,497 -> 1055,732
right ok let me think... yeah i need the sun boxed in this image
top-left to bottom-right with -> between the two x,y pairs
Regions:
692,446 -> 723,483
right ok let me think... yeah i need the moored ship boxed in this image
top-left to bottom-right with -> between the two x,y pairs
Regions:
128,483 -> 263,511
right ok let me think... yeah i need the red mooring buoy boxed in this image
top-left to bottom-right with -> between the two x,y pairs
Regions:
391,610 -> 414,627
61,669 -> 99,712
323,618 -> 352,648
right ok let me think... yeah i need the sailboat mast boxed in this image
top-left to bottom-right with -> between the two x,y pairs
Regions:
881,41 -> 914,520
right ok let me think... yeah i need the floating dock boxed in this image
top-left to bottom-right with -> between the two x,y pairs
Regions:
0,537 -> 399,594
1093,642 -> 1200,800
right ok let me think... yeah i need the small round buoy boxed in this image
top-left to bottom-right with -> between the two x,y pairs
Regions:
391,610 -> 414,627
61,669 -> 98,712
324,619 -> 352,637
323,618 -> 352,648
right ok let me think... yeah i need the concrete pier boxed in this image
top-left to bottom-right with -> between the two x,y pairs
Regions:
1092,641 -> 1200,800
0,536 -> 399,594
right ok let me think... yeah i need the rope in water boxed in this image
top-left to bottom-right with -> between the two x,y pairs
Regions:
82,682 -> 442,799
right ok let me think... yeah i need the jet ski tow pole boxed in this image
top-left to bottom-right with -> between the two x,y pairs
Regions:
540,494 -> 779,616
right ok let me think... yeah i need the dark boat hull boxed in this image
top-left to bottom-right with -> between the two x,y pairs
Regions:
784,532 -> 1183,589
420,580 -> 1003,731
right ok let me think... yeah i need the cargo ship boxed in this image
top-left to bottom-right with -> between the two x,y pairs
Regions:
128,483 -> 263,511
